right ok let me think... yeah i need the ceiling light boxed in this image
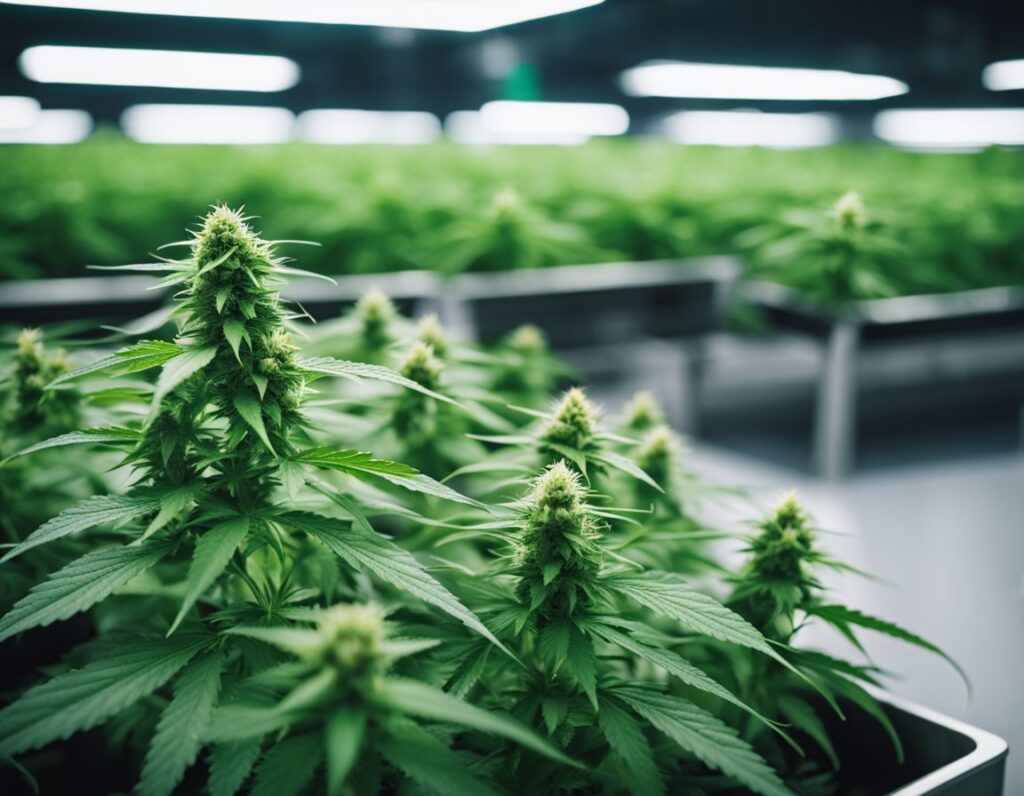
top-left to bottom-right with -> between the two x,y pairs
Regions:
0,96 -> 41,129
1,0 -> 604,32
873,109 -> 1024,150
121,104 -> 295,144
297,110 -> 440,144
662,110 -> 839,148
0,109 -> 92,143
479,101 -> 629,137
19,45 -> 300,92
445,111 -> 589,146
982,59 -> 1024,91
621,61 -> 908,101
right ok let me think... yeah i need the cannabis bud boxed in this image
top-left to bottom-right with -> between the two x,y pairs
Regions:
416,313 -> 448,359
622,390 -> 665,433
355,289 -> 397,351
399,341 -> 443,391
542,387 -> 597,454
316,603 -> 386,682
830,191 -> 867,233
634,425 -> 683,493
14,328 -> 76,427
515,461 -> 602,618
509,324 -> 546,356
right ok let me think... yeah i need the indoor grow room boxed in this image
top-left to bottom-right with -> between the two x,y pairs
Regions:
0,2 -> 1020,795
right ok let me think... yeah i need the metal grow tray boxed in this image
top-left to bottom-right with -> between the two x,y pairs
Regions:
744,281 -> 1024,479
438,256 -> 740,349
830,691 -> 1007,795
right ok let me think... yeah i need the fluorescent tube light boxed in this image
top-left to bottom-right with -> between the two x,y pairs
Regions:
121,104 -> 295,144
662,110 -> 839,148
297,110 -> 440,144
19,45 -> 300,92
0,109 -> 92,143
0,96 -> 41,129
479,101 -> 629,137
445,110 -> 589,146
0,1 -> 604,32
982,59 -> 1024,91
621,61 -> 908,101
873,109 -> 1024,150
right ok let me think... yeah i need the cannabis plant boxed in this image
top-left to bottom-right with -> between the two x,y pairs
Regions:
738,191 -> 907,304
0,207 -> 561,795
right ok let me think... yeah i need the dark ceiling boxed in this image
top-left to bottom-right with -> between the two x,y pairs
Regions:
1,0 -> 1022,127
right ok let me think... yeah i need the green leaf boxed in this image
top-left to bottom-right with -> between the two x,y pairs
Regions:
608,573 -> 773,655
205,704 -> 296,743
297,357 -> 460,406
152,345 -> 217,407
0,634 -> 208,756
591,623 -> 776,730
613,687 -> 792,796
326,708 -> 366,796
1,493 -> 160,563
140,483 -> 201,542
378,718 -> 499,796
233,393 -> 274,453
566,625 -> 598,710
169,517 -> 250,635
777,695 -> 838,770
286,512 -> 509,656
207,739 -> 263,796
809,604 -> 969,691
138,650 -> 225,796
1,427 -> 140,466
592,450 -> 663,491
538,620 -> 570,669
223,319 -> 248,363
196,245 -> 237,277
292,447 -> 483,508
0,540 -> 174,642
48,340 -> 182,387
373,679 -> 577,767
250,732 -> 322,796
598,696 -> 663,796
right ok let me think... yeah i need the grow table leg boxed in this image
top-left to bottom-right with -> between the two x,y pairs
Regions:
813,322 -> 860,480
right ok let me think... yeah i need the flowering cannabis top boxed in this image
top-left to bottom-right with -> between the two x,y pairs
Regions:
540,388 -> 597,457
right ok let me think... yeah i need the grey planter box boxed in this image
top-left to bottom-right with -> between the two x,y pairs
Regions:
831,691 -> 1007,795
744,281 -> 1024,479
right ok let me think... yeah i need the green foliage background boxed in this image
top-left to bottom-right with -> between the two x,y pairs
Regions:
1,136 -> 1022,301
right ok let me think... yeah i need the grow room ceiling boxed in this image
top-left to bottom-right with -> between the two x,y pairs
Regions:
0,0 -> 1021,143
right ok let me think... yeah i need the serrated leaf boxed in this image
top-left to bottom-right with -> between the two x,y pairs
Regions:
196,246 -> 237,277
216,287 -> 230,314
233,393 -> 274,453
809,604 -> 969,690
169,517 -> 250,635
140,483 -> 201,542
608,573 -> 772,655
48,340 -> 182,388
567,625 -> 598,710
152,345 -> 217,408
1,427 -> 140,466
379,718 -> 499,796
598,697 -> 663,796
539,621 -> 570,669
0,634 -> 207,756
223,319 -> 248,363
205,704 -> 296,743
326,708 -> 366,796
207,740 -> 263,796
292,447 -> 483,508
1,493 -> 160,563
0,540 -> 174,642
613,687 -> 792,796
137,650 -> 224,796
777,695 -> 837,770
373,679 -> 577,767
297,357 -> 461,406
286,511 -> 509,656
250,732 -> 322,796
591,623 -> 776,730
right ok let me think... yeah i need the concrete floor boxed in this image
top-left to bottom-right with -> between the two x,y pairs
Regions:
690,442 -> 1024,793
